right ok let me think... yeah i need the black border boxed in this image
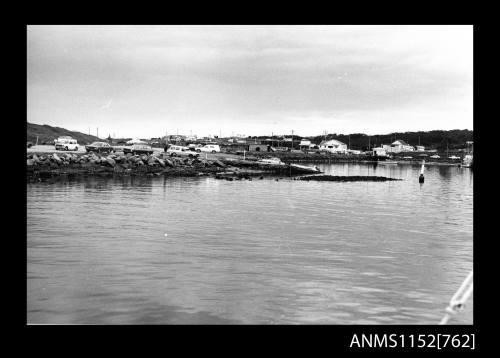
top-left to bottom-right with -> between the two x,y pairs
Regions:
18,20 -> 487,354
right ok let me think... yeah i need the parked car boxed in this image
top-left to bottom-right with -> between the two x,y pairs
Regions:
55,138 -> 79,151
123,144 -> 154,155
166,145 -> 200,158
196,144 -> 221,153
54,136 -> 73,146
85,142 -> 114,153
27,141 -> 33,148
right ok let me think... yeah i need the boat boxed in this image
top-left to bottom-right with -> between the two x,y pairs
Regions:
462,141 -> 473,168
290,163 -> 321,173
378,161 -> 398,165
258,157 -> 286,166
448,155 -> 461,160
462,154 -> 473,168
430,155 -> 440,159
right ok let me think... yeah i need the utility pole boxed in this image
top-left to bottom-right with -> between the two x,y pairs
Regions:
291,130 -> 294,150
97,127 -> 99,138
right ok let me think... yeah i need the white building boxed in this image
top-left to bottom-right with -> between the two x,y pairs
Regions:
384,140 -> 415,153
299,139 -> 312,151
415,145 -> 425,152
372,147 -> 387,156
319,139 -> 348,153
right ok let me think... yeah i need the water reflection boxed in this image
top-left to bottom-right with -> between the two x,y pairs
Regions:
438,166 -> 452,179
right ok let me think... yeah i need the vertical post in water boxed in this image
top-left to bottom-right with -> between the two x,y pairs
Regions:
36,136 -> 38,146
243,150 -> 246,161
419,160 -> 425,183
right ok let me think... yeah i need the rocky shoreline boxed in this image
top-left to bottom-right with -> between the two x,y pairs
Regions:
297,175 -> 402,182
26,152 -> 320,182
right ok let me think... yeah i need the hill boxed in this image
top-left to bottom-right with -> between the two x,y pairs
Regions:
27,122 -> 101,145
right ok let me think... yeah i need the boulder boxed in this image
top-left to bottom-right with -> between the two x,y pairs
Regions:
164,158 -> 174,167
106,158 -> 116,167
27,159 -> 35,166
137,160 -> 144,166
213,159 -> 226,168
52,153 -> 62,162
157,158 -> 165,167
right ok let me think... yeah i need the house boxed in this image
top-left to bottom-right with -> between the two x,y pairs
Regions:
385,140 -> 415,153
319,139 -> 348,153
415,145 -> 425,152
248,144 -> 271,152
299,139 -> 312,151
372,147 -> 387,157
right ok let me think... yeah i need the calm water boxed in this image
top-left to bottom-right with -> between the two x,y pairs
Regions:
27,163 -> 473,324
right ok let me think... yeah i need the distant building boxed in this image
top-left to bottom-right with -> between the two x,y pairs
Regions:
415,145 -> 425,152
385,140 -> 415,153
372,147 -> 387,156
248,144 -> 271,152
299,139 -> 312,151
319,139 -> 347,153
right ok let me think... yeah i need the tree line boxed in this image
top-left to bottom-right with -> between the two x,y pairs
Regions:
250,129 -> 473,151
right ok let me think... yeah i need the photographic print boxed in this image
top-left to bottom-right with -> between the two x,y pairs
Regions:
27,25 -> 473,325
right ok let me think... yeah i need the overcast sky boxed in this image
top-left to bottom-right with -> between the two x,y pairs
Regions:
27,25 -> 473,138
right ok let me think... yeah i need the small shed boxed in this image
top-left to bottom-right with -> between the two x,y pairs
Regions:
248,144 -> 271,152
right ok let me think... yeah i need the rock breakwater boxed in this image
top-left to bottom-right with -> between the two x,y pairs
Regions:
297,175 -> 402,182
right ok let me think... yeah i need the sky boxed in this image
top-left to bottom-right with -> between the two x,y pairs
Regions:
27,25 -> 473,139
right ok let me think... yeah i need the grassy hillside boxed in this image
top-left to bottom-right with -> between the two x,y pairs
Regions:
27,122 -> 101,145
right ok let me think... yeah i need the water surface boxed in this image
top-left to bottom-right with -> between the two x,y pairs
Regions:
27,163 -> 473,324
